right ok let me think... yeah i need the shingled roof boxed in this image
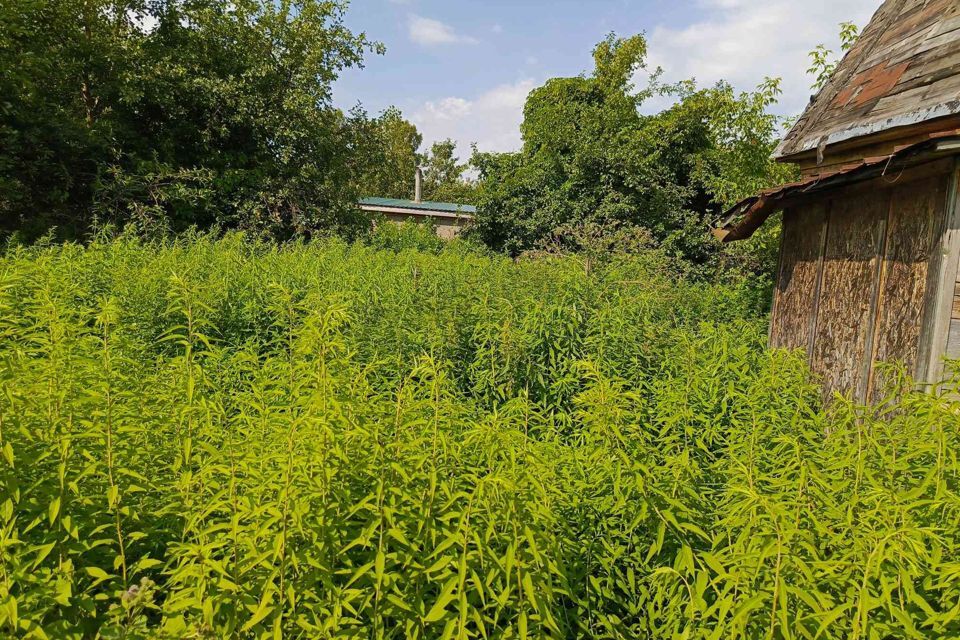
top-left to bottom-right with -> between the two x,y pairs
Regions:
776,0 -> 960,161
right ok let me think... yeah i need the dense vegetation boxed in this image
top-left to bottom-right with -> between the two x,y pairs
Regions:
2,232 -> 959,639
0,0 -> 387,239
5,2 -> 926,637
469,35 -> 795,265
1,0 -> 792,269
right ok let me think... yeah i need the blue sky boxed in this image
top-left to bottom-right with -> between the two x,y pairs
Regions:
334,0 -> 880,158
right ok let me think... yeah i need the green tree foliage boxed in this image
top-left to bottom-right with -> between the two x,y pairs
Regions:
0,0 -> 381,240
2,234 -> 960,638
355,107 -> 424,200
808,22 -> 860,90
470,34 -> 796,266
328,114 -> 478,205
421,139 -> 477,204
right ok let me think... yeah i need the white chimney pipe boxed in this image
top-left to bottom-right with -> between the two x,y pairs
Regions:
414,167 -> 423,203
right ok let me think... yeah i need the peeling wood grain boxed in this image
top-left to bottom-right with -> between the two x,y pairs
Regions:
919,164 -> 960,386
770,206 -> 828,357
946,319 -> 960,360
868,176 -> 947,400
811,191 -> 888,401
777,0 -> 960,161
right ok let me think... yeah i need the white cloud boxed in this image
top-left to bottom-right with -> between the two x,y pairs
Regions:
406,1 -> 882,158
642,0 -> 880,116
408,15 -> 479,46
412,79 -> 538,158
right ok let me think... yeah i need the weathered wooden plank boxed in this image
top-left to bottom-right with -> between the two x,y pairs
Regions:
868,84 -> 940,121
776,0 -> 960,161
811,191 -> 888,401
935,15 -> 960,37
920,164 -> 960,386
898,40 -> 960,80
866,1 -> 950,65
770,205 -> 828,356
868,176 -> 947,399
946,319 -> 960,360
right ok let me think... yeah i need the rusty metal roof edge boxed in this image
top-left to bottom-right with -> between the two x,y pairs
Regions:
716,131 -> 960,243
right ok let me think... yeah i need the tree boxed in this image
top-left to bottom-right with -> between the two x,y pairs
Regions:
808,22 -> 860,90
421,139 -> 476,203
0,0 -> 146,237
469,33 -> 794,267
470,35 -> 650,255
0,0 -> 381,240
354,107 -> 423,200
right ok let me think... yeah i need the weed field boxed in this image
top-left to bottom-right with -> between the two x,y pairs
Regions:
1,234 -> 960,638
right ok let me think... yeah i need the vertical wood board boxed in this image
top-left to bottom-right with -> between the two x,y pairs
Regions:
869,175 -> 947,399
811,191 -> 889,401
922,165 -> 960,383
770,205 -> 828,356
948,318 -> 960,360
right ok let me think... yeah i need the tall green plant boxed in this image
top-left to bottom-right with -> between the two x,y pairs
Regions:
1,233 -> 957,638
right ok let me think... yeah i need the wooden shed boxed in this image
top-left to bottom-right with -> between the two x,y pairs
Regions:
715,0 -> 960,402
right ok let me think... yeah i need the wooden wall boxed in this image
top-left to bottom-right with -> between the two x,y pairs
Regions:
770,161 -> 957,402
944,247 -> 960,362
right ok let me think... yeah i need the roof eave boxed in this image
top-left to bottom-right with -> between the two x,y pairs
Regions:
715,131 -> 960,243
358,204 -> 475,220
775,103 -> 960,161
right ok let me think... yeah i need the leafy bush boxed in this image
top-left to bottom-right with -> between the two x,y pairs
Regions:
367,219 -> 447,255
0,0 -> 380,240
0,234 -> 957,638
468,34 -> 797,269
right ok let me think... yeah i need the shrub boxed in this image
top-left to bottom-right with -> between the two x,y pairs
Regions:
0,234 -> 956,638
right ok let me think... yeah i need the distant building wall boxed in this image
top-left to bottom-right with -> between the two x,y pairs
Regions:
381,212 -> 468,240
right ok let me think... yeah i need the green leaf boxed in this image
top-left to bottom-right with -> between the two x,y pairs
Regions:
1,595 -> 17,629
84,566 -> 112,584
48,497 -> 60,526
107,485 -> 120,509
375,550 -> 386,586
424,577 -> 458,623
242,592 -> 275,631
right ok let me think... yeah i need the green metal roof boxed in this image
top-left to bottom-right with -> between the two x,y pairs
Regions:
358,197 -> 476,215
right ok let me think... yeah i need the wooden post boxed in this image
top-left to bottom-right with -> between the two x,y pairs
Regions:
919,159 -> 960,387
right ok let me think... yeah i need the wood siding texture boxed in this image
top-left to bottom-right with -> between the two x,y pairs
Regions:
810,193 -> 888,400
868,177 -> 945,398
947,318 -> 960,360
771,165 -> 953,402
947,270 -> 960,360
770,206 -> 827,353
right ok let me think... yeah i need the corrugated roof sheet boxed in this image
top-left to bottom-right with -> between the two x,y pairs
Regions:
358,197 -> 477,215
776,0 -> 960,160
